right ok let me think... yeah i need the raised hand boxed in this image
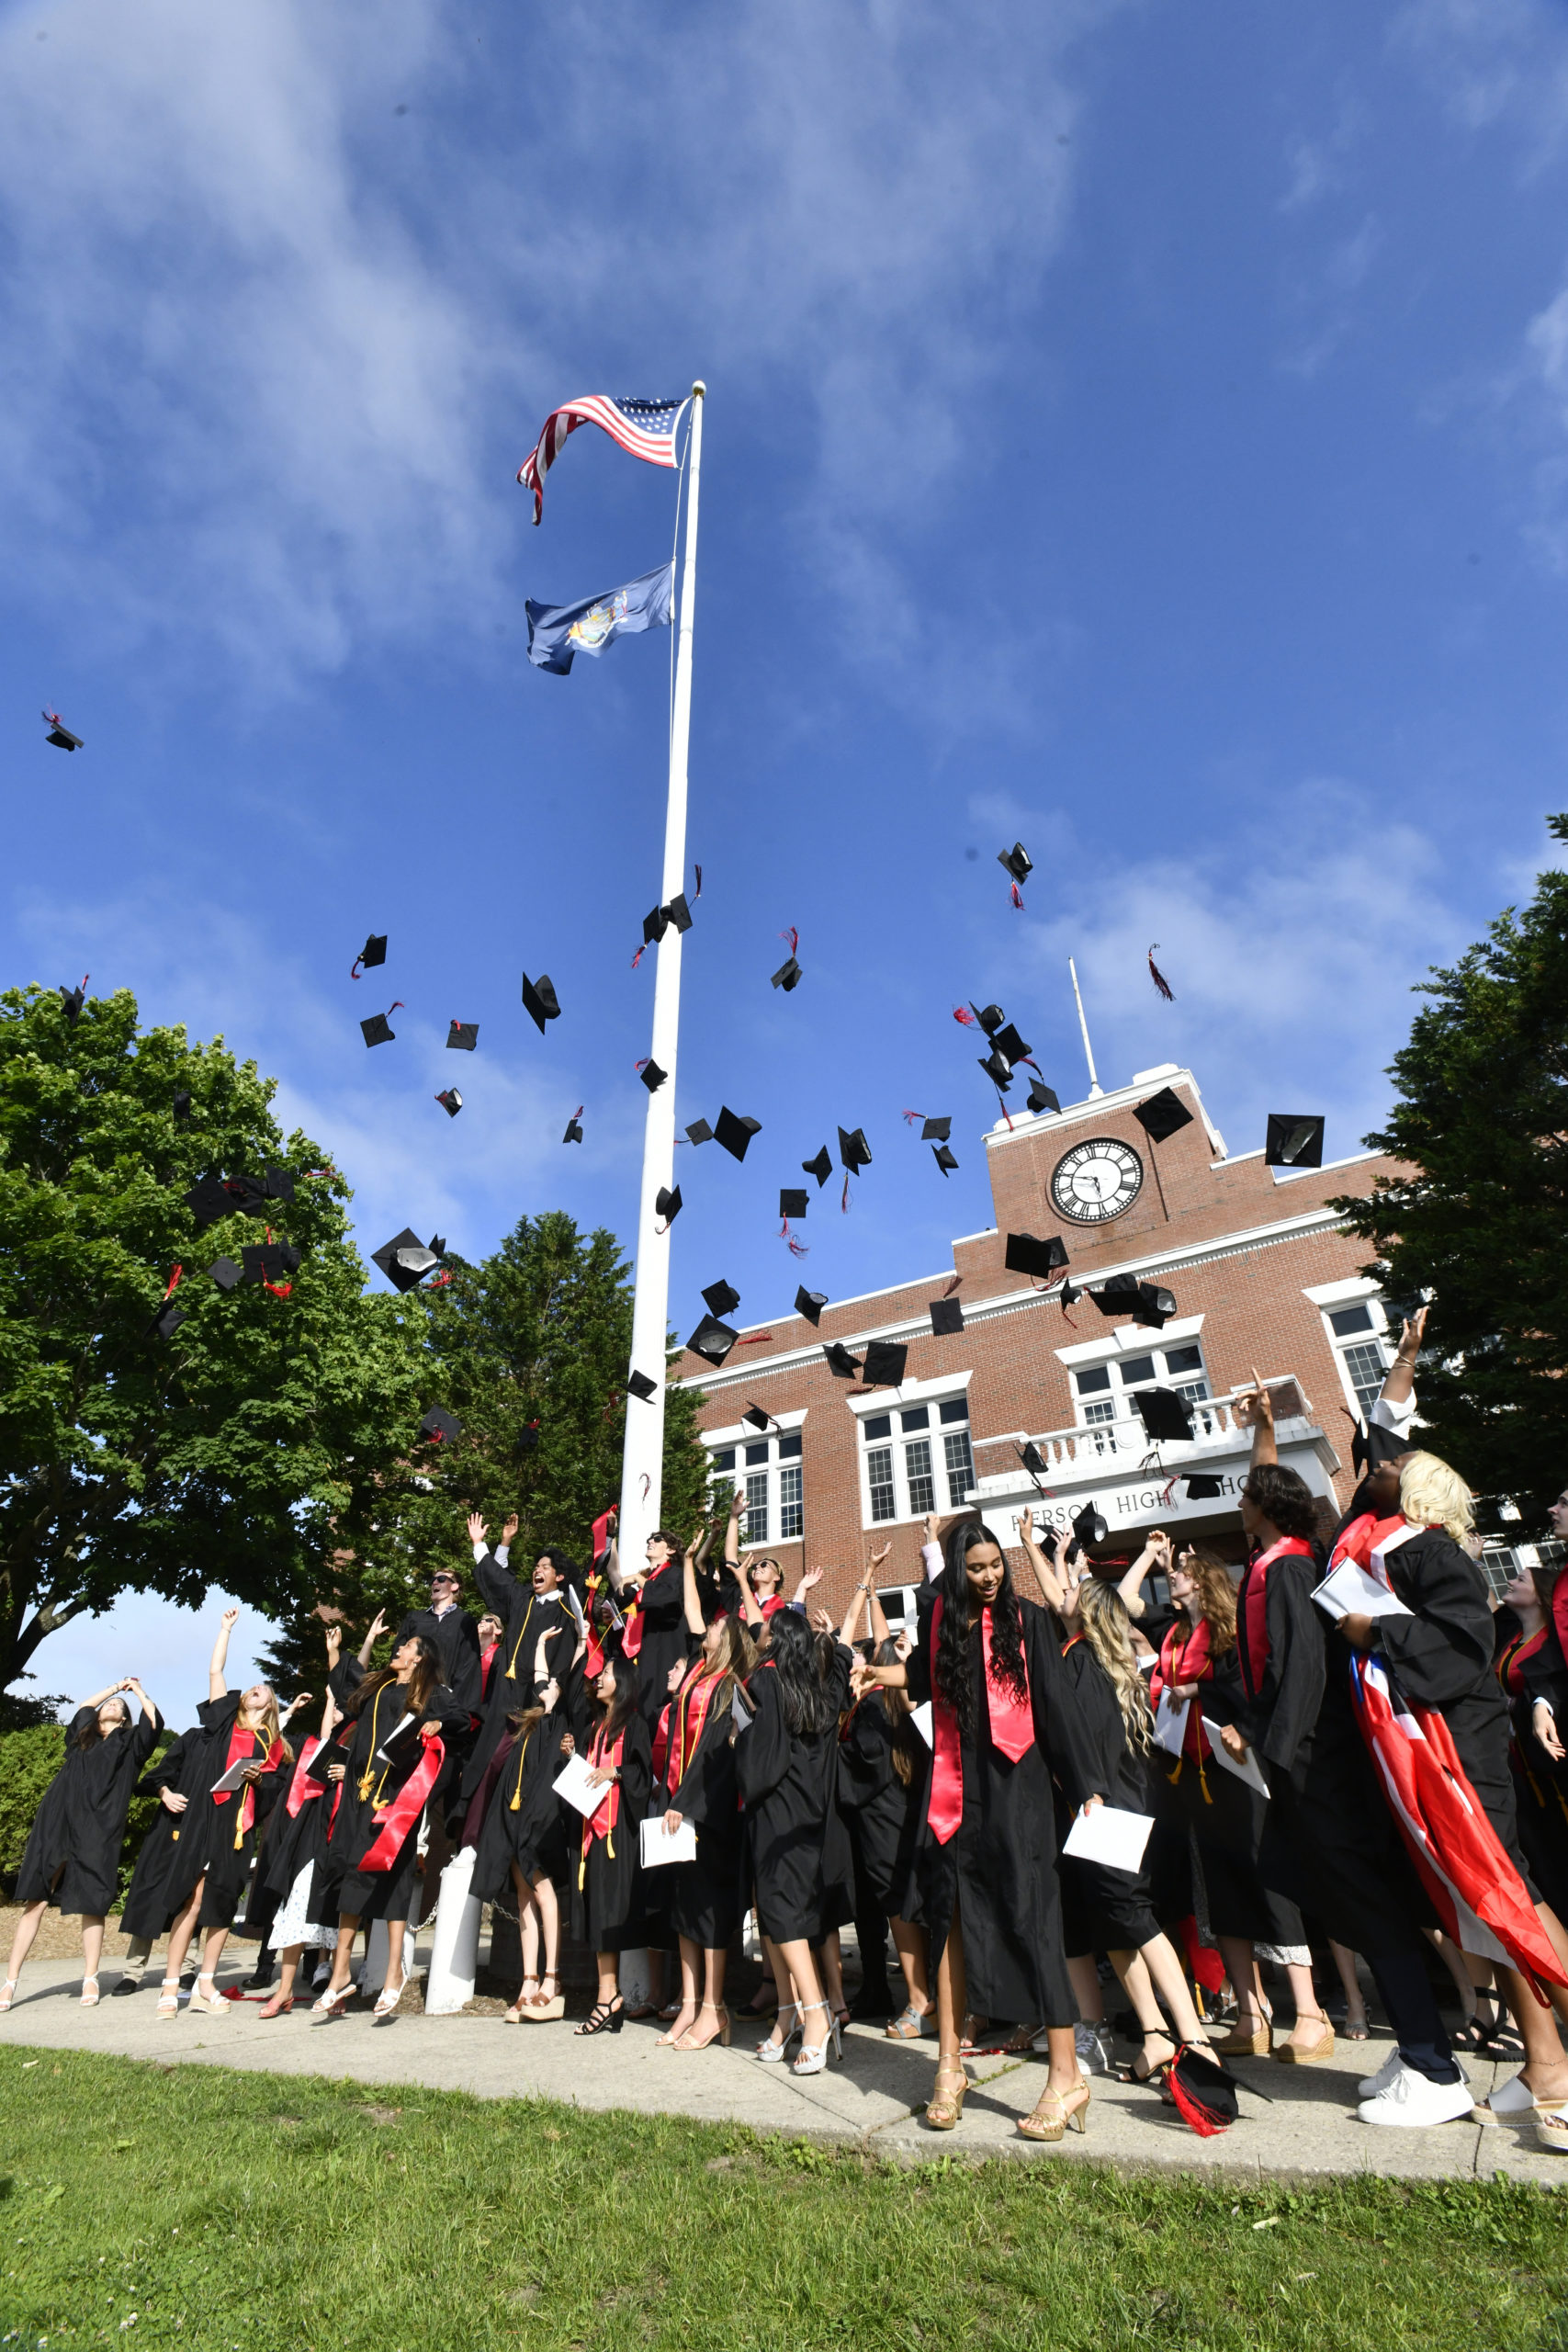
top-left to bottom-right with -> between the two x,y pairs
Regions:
502,1513 -> 519,1543
324,1626 -> 343,1665
220,1607 -> 241,1634
366,1610 -> 389,1645
466,1511 -> 488,1544
798,1566 -> 825,1593
866,1542 -> 892,1576
1397,1306 -> 1428,1359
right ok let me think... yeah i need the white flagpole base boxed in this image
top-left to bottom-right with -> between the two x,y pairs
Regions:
423,1846 -> 482,2014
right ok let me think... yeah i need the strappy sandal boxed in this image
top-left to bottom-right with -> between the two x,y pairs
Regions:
154,1978 -> 182,2019
1019,2077 -> 1090,2141
258,1991 -> 294,2019
186,1975 -> 228,2018
677,2001 -> 731,2051
574,1997 -> 625,2037
1003,2020 -> 1043,2053
885,2003 -> 931,2041
1130,2031 -> 1177,2084
79,1976 -> 100,2008
0,1978 -> 17,2015
923,2062 -> 968,2131
793,2001 -> 840,2076
372,1970 -> 407,2022
310,1981 -> 354,2025
958,2012 -> 988,2053
758,2002 -> 801,2062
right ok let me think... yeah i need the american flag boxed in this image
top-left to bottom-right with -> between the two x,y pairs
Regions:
517,394 -> 685,525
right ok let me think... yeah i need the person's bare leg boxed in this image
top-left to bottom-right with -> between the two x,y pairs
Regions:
1108,1946 -> 1169,2062
934,1919 -> 966,2068
195,1925 -> 230,2001
774,1936 -> 826,2053
515,1870 -> 542,2001
79,1915 -> 106,1989
265,1944 -> 303,2010
595,1952 -> 620,2006
1425,1926 -> 1480,2022
532,1873 -> 560,1991
1135,1932 -> 1211,2044
321,1915 -> 361,1998
1216,1936 -> 1268,2031
1068,1952 -> 1105,2023
1499,1963 -> 1568,2101
1328,1940 -> 1369,2032
891,1917 -> 931,2014
383,1918 -> 407,1996
818,1928 -> 846,2018
1280,1959 -> 1332,2052
5,1899 -> 48,1993
162,1882 -> 206,1984
758,1935 -> 798,2052
657,1936 -> 700,2043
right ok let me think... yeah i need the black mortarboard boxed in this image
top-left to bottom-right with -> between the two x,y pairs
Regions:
59,984 -> 85,1023
822,1342 -> 863,1379
224,1172 -> 269,1219
173,1090 -> 192,1125
714,1105 -> 760,1159
970,1003 -> 1005,1035
685,1119 -> 714,1146
978,1048 -> 1013,1090
838,1125 -> 873,1172
209,1256 -> 242,1291
361,1012 -> 396,1047
795,1287 -> 828,1325
1091,1272 -> 1141,1317
1134,1386 -> 1194,1443
435,1089 -> 463,1117
640,1059 -> 668,1093
419,1407 -> 462,1445
1265,1114 -> 1325,1170
1027,1079 -> 1061,1115
655,1185 -> 682,1224
1072,1502 -> 1109,1548
521,973 -> 560,1035
1134,1282 -> 1177,1328
358,934 -> 388,972
44,715 -> 84,752
447,1021 -> 479,1053
185,1177 -> 232,1228
771,956 -> 802,991
779,1188 -> 808,1219
427,1233 -> 446,1260
1005,1231 -> 1068,1280
642,905 -> 670,946
1059,1279 -> 1080,1306
264,1169 -> 294,1203
930,1297 -> 964,1337
241,1240 -> 299,1286
991,1022 -> 1032,1067
802,1144 -> 831,1187
1185,1474 -> 1224,1500
685,1315 -> 739,1366
702,1279 -> 741,1317
664,893 -> 694,934
741,1402 -> 774,1433
372,1227 -> 439,1293
1134,1087 -> 1192,1144
516,1421 -> 541,1455
147,1303 -> 186,1341
626,1369 -> 658,1402
562,1113 -> 583,1144
1352,1418 -> 1410,1477
1020,1442 -> 1048,1477
861,1339 -> 908,1387
920,1116 -> 952,1141
997,842 -> 1032,886
931,1144 -> 959,1175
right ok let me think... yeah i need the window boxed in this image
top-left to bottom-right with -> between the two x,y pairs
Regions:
779,1462 -> 804,1540
1324,1298 -> 1390,1417
743,1470 -> 769,1544
705,1428 -> 806,1546
1329,1304 -> 1375,1337
1067,1340 -> 1213,1430
1340,1341 -> 1387,1418
745,1441 -> 769,1466
712,1448 -> 735,1472
859,1391 -> 973,1522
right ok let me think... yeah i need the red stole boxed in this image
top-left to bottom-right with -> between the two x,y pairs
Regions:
211,1716 -> 283,1842
284,1736 -> 323,1819
620,1588 -> 646,1660
1153,1616 -> 1214,1764
666,1662 -> 725,1795
356,1730 -> 445,1872
926,1595 -> 1033,1847
583,1723 -> 626,1849
1553,1572 -> 1568,1665
1497,1625 -> 1547,1701
1236,1535 -> 1316,1699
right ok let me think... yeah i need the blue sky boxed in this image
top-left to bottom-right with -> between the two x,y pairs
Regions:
6,0 -> 1568,1711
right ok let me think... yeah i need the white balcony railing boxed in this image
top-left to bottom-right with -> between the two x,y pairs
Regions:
972,1380 -> 1311,1484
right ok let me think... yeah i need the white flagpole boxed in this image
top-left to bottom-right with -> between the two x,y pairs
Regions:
617,379 -> 705,1569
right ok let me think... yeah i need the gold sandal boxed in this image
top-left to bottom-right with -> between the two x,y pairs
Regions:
1274,2016 -> 1336,2064
923,2063 -> 968,2131
1019,2077 -> 1090,2142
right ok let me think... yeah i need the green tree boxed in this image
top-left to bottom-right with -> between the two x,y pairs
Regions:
0,983 -> 423,1693
1333,818 -> 1568,1521
254,1210 -> 714,1690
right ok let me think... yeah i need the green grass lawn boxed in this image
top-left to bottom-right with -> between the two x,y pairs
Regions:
0,2050 -> 1565,2352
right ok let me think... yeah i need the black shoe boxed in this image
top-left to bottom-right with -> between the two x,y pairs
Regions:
247,1963 -> 277,1991
111,1976 -> 143,1997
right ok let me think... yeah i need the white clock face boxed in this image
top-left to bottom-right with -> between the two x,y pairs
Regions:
1051,1137 -> 1145,1224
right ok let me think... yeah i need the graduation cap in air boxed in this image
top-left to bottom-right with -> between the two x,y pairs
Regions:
241,1240 -> 299,1286
741,1402 -> 776,1433
921,1117 -> 951,1142
795,1287 -> 828,1326
447,1021 -> 479,1053
562,1109 -> 583,1145
997,842 -> 1032,887
641,904 -> 671,946
419,1407 -> 462,1445
970,1003 -> 1006,1035
771,955 -> 802,991
1019,1441 -> 1048,1478
626,1370 -> 658,1403
1071,1502 -> 1109,1549
522,973 -> 560,1035
1134,1087 -> 1192,1145
685,1315 -> 739,1367
185,1176 -> 234,1228
978,1047 -> 1014,1090
146,1302 -> 186,1341
353,934 -> 387,978
861,1339 -> 908,1388
173,1090 -> 193,1126
838,1126 -> 873,1172
663,892 -> 694,934
822,1342 -> 863,1379
684,1119 -> 714,1146
932,1144 -> 959,1175
1058,1279 -> 1081,1307
802,1144 -> 831,1187
779,1188 -> 808,1220
361,1009 -> 398,1048
655,1185 -> 682,1226
372,1227 -> 441,1293
222,1173 -> 269,1219
1134,1386 -> 1195,1444
639,1059 -> 668,1094
1027,1079 -> 1061,1116
1005,1232 -> 1068,1281
991,1022 -> 1032,1068
1090,1272 -> 1142,1317
59,982 -> 85,1023
516,1420 -> 541,1456
264,1169 -> 294,1204
209,1256 -> 243,1292
1135,1282 -> 1177,1328
1184,1474 -> 1224,1500
1265,1114 -> 1325,1170
1351,1418 -> 1411,1478
930,1296 -> 964,1337
714,1106 -> 760,1160
435,1089 -> 463,1117
702,1279 -> 741,1318
42,709 -> 84,752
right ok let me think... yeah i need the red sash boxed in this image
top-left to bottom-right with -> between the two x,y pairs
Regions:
926,1595 -> 1033,1847
479,1643 -> 499,1701
620,1589 -> 646,1661
583,1724 -> 626,1848
1153,1617 -> 1213,1764
666,1663 -> 725,1795
1326,1511 -> 1406,1578
211,1717 -> 284,1841
356,1732 -> 445,1872
1236,1536 -> 1315,1698
1554,1572 -> 1568,1665
284,1736 -> 323,1819
1497,1626 -> 1547,1701
650,1703 -> 671,1785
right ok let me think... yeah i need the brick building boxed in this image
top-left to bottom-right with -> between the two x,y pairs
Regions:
676,1063 -> 1404,1615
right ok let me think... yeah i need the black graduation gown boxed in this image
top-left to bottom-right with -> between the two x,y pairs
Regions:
395,1603 -> 483,1717
471,1706 -> 573,1902
1055,1641 -> 1162,1953
735,1650 -> 854,1944
318,1663 -> 468,1920
118,1724 -> 219,1940
245,1741 -> 341,1934
14,1704 -> 163,1916
570,1713 -> 654,1952
459,1551 -> 575,1801
1235,1548 -> 1434,1958
661,1677 -> 744,1947
836,1691 -> 922,1921
1151,1634 -> 1304,1945
630,1560 -> 698,1742
1497,1627 -> 1568,1921
905,1598 -> 1100,2028
188,1693 -> 291,1931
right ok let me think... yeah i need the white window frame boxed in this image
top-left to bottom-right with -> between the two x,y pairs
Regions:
1055,1317 -> 1215,1436
703,1410 -> 807,1549
1303,1278 -> 1392,1424
850,1376 -> 976,1529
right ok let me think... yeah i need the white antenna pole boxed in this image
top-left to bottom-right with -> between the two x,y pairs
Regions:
617,381 -> 705,1568
1068,956 -> 1103,1098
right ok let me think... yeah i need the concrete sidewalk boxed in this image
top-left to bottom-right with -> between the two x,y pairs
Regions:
3,1951 -> 1564,2184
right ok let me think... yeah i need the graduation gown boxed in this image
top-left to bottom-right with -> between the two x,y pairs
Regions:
628,1559 -> 699,1741
395,1603 -> 483,1717
836,1690 -> 922,1922
188,1693 -> 291,1931
118,1724 -> 219,1940
659,1665 -> 744,1947
14,1704 -> 163,1916
570,1713 -> 654,1952
1055,1639 -> 1162,1952
905,1598 -> 1100,2028
245,1737 -> 341,1936
318,1662 -> 468,1920
470,1705 -> 573,1903
736,1648 -> 855,1944
459,1551 -> 576,1802
1498,1625 -> 1568,1921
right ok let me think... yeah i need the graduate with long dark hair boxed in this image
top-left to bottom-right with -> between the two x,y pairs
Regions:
858,1518 -> 1105,2137
471,1660 -> 579,2022
246,1642 -> 347,2018
2,1677 -> 161,2012
837,1568 -> 931,2040
460,1512 -> 580,1811
568,1642 -> 652,2035
1496,1559 -> 1568,1925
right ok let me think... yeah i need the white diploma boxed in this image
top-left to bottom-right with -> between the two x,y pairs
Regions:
1062,1804 -> 1154,1872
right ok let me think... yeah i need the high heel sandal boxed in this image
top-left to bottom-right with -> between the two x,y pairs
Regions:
655,2008 -> 698,2048
504,1976 -> 541,2024
677,2001 -> 732,2051
186,1975 -> 229,2018
310,1980 -> 354,2025
758,2003 -> 802,2062
372,1970 -> 407,2022
1131,2032 -> 1176,2085
525,1971 -> 565,2023
1213,2018 -> 1272,2057
79,1976 -> 100,2008
886,2003 -> 931,2041
575,1997 -> 625,2037
0,1978 -> 17,2015
923,2062 -> 968,2131
1274,2014 -> 1336,2065
1019,2077 -> 1091,2141
154,1978 -> 181,2019
793,1999 -> 840,2075
258,1990 -> 295,2019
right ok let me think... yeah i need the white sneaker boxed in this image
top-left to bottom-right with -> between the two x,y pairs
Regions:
1358,2061 -> 1474,2128
1358,2049 -> 1402,2098
1075,2022 -> 1111,2075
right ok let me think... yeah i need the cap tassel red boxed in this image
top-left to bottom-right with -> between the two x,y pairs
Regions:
1166,2042 -> 1235,2137
779,1221 -> 809,1257
629,943 -> 648,969
261,1227 -> 292,1300
1148,944 -> 1175,1001
779,924 -> 798,956
162,1264 -> 183,1301
952,1005 -> 978,1027
1009,881 -> 1024,910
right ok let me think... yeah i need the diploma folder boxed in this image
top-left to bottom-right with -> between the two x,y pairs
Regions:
208,1756 -> 257,1795
1311,1559 -> 1413,1623
639,1814 -> 698,1867
551,1752 -> 604,1818
1062,1804 -> 1155,1873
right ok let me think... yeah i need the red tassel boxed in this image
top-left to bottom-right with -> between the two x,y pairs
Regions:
779,1222 -> 809,1258
162,1264 -> 183,1302
1167,2060 -> 1227,2138
901,1109 -> 924,1126
1009,882 -> 1024,910
779,925 -> 798,956
840,1173 -> 852,1213
1148,944 -> 1174,1001
952,1006 -> 978,1027
630,944 -> 647,969
739,1331 -> 775,1344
